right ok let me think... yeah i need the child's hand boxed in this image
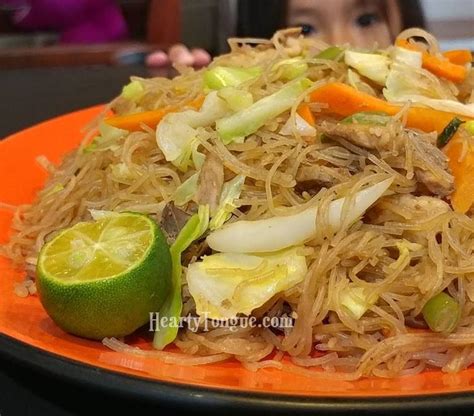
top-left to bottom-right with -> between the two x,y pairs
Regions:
146,44 -> 211,67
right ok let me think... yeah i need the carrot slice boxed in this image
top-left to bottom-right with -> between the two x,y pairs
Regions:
297,103 -> 316,126
443,49 -> 473,66
444,139 -> 474,213
308,82 -> 470,134
105,96 -> 205,131
396,39 -> 468,83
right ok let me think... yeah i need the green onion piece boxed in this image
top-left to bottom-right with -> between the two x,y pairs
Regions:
210,174 -> 245,230
437,117 -> 465,147
217,87 -> 253,111
464,120 -> 474,136
216,78 -> 313,144
203,66 -> 262,90
173,173 -> 199,206
153,205 -> 209,349
422,292 -> 461,334
342,111 -> 391,126
272,57 -> 308,81
121,80 -> 144,102
316,46 -> 344,60
43,183 -> 64,197
340,285 -> 378,320
83,122 -> 127,153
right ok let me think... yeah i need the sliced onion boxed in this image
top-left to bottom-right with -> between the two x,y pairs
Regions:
207,178 -> 393,253
280,113 -> 316,137
396,28 -> 441,56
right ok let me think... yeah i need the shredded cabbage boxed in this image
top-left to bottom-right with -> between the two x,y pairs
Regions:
280,113 -> 316,137
186,247 -> 307,319
173,173 -> 199,206
389,240 -> 423,271
391,46 -> 422,68
110,163 -> 142,182
271,57 -> 308,81
217,87 -> 254,111
339,284 -> 378,319
210,175 -> 245,230
84,122 -> 127,153
342,111 -> 391,126
316,46 -> 345,60
121,80 -> 144,102
204,66 -> 262,90
465,120 -> 474,136
88,209 -> 118,220
344,50 -> 390,85
156,92 -> 230,171
384,63 -> 474,117
216,78 -> 312,144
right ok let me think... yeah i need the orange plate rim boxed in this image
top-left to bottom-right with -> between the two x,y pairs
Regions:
0,106 -> 473,406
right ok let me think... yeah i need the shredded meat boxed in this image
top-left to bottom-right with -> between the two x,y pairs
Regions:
409,136 -> 454,197
196,153 -> 224,212
372,194 -> 451,247
296,165 -> 351,192
415,170 -> 453,196
182,240 -> 210,266
405,314 -> 429,329
372,194 -> 450,223
396,194 -> 450,219
318,121 -> 398,151
160,202 -> 192,245
318,121 -> 454,197
110,96 -> 134,115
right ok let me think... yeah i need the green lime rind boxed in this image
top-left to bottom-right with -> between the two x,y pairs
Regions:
37,213 -> 172,340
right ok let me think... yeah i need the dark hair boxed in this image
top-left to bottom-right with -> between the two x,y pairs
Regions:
237,0 -> 425,38
237,0 -> 288,38
397,0 -> 425,29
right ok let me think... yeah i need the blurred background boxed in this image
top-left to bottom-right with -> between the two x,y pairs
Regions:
422,0 -> 474,49
0,0 -> 472,137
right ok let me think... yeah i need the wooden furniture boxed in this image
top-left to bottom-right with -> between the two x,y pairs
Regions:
0,43 -> 156,69
0,0 -> 181,69
147,0 -> 181,46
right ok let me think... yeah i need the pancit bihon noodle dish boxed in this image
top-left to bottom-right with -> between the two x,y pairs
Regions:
2,28 -> 474,380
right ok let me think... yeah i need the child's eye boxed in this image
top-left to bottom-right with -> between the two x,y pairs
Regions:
355,13 -> 380,28
299,23 -> 317,36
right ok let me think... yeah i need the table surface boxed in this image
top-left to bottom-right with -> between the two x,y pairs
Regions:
0,65 -> 153,139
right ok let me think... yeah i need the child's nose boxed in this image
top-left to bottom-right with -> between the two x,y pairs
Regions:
326,25 -> 351,46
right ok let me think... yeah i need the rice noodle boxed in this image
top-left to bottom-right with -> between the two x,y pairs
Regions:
396,28 -> 441,56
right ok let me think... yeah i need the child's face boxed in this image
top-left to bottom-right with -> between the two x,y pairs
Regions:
287,0 -> 401,48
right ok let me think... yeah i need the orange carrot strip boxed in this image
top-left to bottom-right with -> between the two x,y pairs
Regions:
105,96 -> 205,131
444,139 -> 474,213
297,103 -> 316,126
396,39 -> 467,83
309,82 -> 396,117
443,49 -> 473,66
422,54 -> 468,84
308,82 -> 470,135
